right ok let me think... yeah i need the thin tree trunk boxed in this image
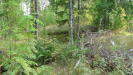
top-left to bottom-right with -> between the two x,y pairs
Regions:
0,0 -> 3,30
34,0 -> 39,40
3,0 -> 9,39
77,0 -> 81,46
69,0 -> 74,45
31,0 -> 39,40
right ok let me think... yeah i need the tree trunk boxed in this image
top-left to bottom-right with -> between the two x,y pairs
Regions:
69,0 -> 74,45
30,0 -> 39,40
77,0 -> 81,46
34,0 -> 39,40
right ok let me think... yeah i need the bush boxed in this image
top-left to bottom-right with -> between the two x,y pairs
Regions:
0,39 -> 37,75
35,37 -> 85,65
35,38 -> 58,65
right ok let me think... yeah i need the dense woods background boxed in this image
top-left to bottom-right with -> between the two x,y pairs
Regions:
0,0 -> 133,75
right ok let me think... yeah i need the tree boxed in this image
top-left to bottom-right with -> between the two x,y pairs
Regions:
69,0 -> 74,45
30,0 -> 39,40
34,0 -> 39,39
77,0 -> 81,45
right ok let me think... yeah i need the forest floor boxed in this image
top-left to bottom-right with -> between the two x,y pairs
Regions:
0,30 -> 133,75
34,30 -> 133,75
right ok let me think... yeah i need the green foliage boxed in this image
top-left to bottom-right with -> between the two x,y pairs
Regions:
0,38 -> 37,74
56,45 -> 84,64
109,7 -> 127,30
33,65 -> 55,75
2,57 -> 36,75
0,0 -> 37,74
39,8 -> 57,26
0,0 -> 133,75
49,0 -> 69,25
35,37 -> 85,65
35,38 -> 57,64
91,0 -> 130,30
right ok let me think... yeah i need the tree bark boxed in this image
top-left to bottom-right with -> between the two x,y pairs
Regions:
77,0 -> 81,45
34,0 -> 39,40
69,0 -> 74,45
30,0 -> 39,40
